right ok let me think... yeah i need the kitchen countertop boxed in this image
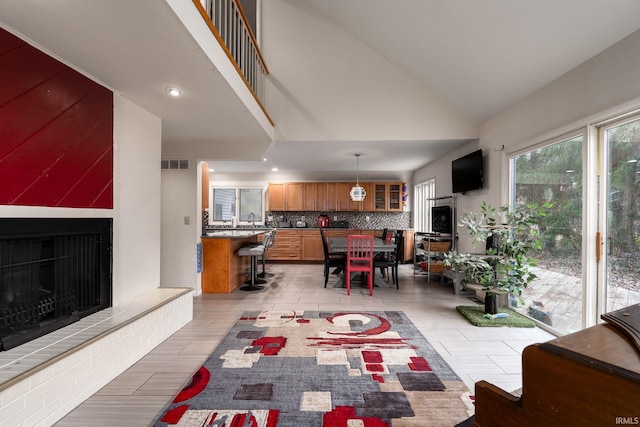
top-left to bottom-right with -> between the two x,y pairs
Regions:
202,229 -> 271,239
204,227 -> 414,233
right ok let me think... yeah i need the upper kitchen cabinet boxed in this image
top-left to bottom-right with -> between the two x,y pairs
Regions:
374,182 -> 404,212
327,182 -> 351,211
268,182 -> 303,211
388,182 -> 403,211
270,181 -> 402,212
303,182 -> 328,211
348,182 -> 374,211
362,183 -> 374,211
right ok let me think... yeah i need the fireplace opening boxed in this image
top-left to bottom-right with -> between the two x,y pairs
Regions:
0,218 -> 112,351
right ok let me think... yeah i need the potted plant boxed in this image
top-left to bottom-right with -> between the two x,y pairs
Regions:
444,201 -> 550,314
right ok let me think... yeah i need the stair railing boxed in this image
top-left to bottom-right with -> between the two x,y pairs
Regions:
194,0 -> 271,123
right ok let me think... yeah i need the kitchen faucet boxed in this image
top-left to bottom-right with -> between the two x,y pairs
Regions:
249,212 -> 256,227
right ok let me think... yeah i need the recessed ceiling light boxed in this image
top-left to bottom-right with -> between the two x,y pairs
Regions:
166,87 -> 182,97
271,167 -> 279,172
209,168 -> 214,172
263,158 -> 267,162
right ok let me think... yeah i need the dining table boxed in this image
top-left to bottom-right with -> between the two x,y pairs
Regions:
328,236 -> 396,288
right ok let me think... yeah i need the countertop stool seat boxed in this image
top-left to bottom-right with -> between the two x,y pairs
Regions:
258,229 -> 276,278
238,244 -> 266,291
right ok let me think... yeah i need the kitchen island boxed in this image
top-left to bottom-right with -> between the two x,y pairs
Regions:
201,229 -> 271,293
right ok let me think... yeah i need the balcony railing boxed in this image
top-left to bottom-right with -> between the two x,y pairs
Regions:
194,0 -> 271,123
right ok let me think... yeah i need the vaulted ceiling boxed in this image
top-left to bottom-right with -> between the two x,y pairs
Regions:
2,0 -> 640,178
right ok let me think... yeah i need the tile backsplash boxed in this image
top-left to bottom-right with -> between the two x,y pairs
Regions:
266,211 -> 411,230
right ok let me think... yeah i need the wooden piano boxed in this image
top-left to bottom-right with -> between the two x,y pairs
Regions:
474,305 -> 640,426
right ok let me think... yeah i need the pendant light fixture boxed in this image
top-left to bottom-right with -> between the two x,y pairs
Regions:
350,153 -> 366,201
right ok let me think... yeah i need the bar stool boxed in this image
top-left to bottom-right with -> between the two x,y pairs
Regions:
238,244 -> 266,291
258,229 -> 276,278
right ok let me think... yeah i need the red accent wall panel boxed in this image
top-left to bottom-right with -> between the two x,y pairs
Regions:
0,28 -> 113,209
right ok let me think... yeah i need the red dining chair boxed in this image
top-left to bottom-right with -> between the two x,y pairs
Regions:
345,234 -> 374,296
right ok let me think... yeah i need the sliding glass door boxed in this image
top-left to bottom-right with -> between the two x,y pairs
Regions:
601,116 -> 640,314
509,135 -> 584,334
508,113 -> 640,334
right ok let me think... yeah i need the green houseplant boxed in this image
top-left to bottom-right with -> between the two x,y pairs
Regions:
444,201 -> 550,314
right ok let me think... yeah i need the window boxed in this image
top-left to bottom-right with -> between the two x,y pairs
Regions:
414,179 -> 436,232
211,187 -> 263,225
212,188 -> 236,221
239,188 -> 263,222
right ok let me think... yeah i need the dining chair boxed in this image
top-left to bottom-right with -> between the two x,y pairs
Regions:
374,229 -> 394,280
320,228 -> 346,288
345,234 -> 374,296
374,230 -> 402,289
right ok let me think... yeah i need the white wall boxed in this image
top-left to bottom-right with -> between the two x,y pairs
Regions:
481,29 -> 640,156
160,167 -> 198,289
413,29 -> 640,253
261,0 -> 478,142
113,95 -> 163,304
412,140 -> 485,253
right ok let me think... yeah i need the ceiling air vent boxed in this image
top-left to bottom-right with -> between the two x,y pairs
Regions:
161,159 -> 189,170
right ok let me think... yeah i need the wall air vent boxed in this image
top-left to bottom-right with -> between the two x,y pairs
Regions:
161,159 -> 189,170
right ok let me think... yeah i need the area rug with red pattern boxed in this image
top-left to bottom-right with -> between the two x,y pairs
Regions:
153,311 -> 474,427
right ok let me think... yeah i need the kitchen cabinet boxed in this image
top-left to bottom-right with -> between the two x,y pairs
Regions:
270,229 -> 403,262
270,181 -> 402,212
201,232 -> 262,293
400,230 -> 414,263
388,182 -> 403,211
303,182 -> 327,211
268,182 -> 303,211
347,182 -> 374,211
361,182 -> 374,211
301,229 -> 323,261
373,182 -> 404,212
326,182 -> 351,211
268,229 -> 301,260
268,183 -> 285,210
323,229 -> 348,238
373,183 -> 387,211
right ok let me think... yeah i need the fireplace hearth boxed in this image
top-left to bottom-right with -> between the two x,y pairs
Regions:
0,218 -> 112,351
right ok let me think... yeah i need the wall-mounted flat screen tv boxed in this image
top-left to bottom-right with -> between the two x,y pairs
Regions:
452,149 -> 483,194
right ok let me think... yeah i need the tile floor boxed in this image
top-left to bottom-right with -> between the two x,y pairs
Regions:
55,263 -> 555,426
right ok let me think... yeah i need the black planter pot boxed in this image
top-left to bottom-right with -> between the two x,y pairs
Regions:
484,293 -> 498,315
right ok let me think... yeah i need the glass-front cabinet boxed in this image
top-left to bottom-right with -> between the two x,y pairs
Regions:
374,184 -> 387,211
374,182 -> 403,212
388,183 -> 402,211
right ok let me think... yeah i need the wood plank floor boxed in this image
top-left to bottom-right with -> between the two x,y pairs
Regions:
55,264 -> 555,426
